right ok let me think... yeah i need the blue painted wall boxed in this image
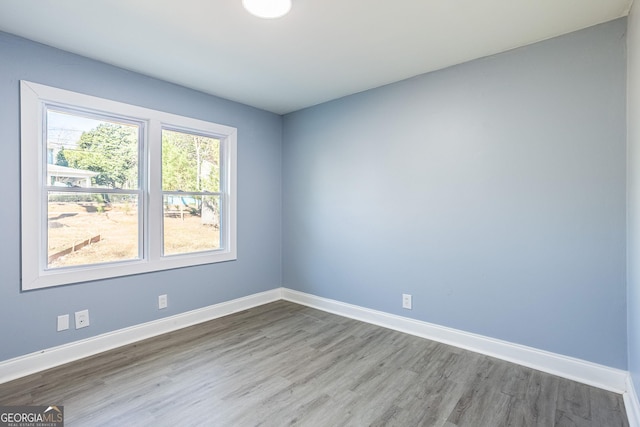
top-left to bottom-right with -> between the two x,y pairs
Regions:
283,19 -> 628,368
627,3 -> 640,396
0,18 -> 631,372
0,32 -> 282,361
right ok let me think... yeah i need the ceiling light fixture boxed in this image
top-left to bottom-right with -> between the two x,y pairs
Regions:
242,0 -> 292,19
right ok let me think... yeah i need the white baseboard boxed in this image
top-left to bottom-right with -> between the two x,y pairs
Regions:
625,375 -> 640,427
0,286 -> 630,401
0,288 -> 282,385
281,288 -> 628,394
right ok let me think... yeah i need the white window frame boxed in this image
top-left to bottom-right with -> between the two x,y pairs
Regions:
21,81 -> 237,290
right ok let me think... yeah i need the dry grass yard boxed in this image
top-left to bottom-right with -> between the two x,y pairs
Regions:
48,202 -> 220,267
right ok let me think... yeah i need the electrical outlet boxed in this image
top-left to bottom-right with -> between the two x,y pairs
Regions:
57,314 -> 69,331
75,309 -> 90,329
158,294 -> 168,309
402,294 -> 412,310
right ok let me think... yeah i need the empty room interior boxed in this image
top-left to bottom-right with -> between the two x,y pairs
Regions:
2,0 -> 640,425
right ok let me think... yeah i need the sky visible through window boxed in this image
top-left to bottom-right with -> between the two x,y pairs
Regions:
47,110 -> 110,148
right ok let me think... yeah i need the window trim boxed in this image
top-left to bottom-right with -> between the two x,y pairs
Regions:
21,81 -> 237,290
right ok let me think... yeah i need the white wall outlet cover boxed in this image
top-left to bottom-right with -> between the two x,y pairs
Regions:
75,309 -> 90,329
402,294 -> 412,309
158,294 -> 168,309
57,314 -> 69,331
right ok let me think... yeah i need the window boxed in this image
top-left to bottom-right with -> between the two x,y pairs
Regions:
21,81 -> 237,290
161,129 -> 223,256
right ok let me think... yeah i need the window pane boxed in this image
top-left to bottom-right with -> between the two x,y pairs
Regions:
163,194 -> 221,256
47,192 -> 139,268
162,129 -> 220,192
47,109 -> 139,190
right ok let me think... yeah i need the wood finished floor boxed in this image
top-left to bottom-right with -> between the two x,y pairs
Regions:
0,301 -> 629,426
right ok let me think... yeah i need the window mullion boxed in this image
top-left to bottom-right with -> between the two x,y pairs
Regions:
147,119 -> 163,262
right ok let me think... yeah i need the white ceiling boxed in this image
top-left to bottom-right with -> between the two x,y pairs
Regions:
0,0 -> 633,114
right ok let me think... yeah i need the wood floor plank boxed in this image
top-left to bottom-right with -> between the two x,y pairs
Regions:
503,369 -> 560,426
446,383 -> 513,426
391,376 -> 465,426
590,387 -> 630,427
0,300 -> 629,426
556,379 -> 592,424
